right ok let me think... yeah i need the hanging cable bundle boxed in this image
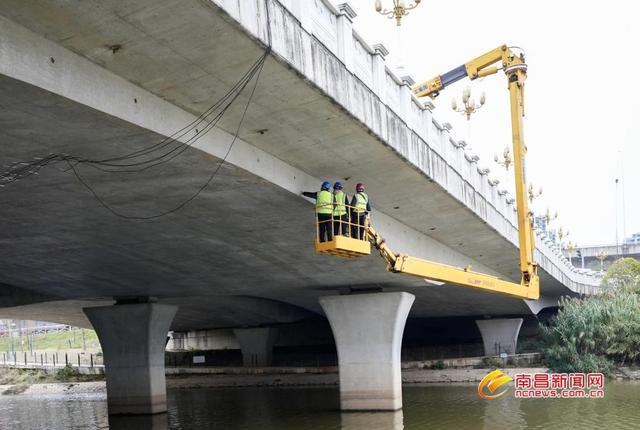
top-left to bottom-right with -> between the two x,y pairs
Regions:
1,49 -> 268,183
0,0 -> 274,220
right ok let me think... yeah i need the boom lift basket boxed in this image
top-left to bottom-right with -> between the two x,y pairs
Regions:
314,203 -> 371,258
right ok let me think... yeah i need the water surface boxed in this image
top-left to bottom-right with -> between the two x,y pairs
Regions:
0,382 -> 638,429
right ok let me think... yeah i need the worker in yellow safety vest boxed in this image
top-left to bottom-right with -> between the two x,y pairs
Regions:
332,182 -> 349,237
302,181 -> 333,242
350,182 -> 371,240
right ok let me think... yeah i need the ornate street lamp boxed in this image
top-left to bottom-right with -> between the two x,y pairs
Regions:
527,183 -> 543,204
494,146 -> 512,171
543,208 -> 558,225
595,251 -> 607,273
564,241 -> 577,265
375,0 -> 422,26
451,86 -> 486,120
558,227 -> 569,244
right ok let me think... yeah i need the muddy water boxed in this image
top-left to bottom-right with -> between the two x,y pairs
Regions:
0,382 -> 638,429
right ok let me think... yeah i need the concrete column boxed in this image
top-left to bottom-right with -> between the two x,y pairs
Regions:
84,303 -> 177,415
233,327 -> 279,367
475,318 -> 523,356
320,292 -> 415,411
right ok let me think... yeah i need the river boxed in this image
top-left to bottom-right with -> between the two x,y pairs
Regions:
0,382 -> 638,429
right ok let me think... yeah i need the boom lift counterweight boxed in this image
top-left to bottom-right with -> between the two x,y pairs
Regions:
314,45 -> 539,300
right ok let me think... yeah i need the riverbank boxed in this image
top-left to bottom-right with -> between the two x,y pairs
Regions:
2,365 -> 638,396
0,366 -> 103,395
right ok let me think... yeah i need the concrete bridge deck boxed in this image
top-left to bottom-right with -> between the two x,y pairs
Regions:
0,0 -> 597,329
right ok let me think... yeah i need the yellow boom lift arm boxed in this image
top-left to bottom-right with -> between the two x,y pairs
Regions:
314,45 -> 539,300
407,44 -> 539,299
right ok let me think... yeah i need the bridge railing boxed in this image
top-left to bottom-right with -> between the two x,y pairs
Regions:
314,202 -> 368,243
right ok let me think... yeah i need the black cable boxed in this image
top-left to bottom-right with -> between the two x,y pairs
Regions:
91,50 -> 269,165
67,51 -> 267,220
2,0 -> 274,221
90,55 -> 266,171
0,50 -> 268,183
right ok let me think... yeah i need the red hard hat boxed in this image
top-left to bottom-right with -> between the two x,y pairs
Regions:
356,182 -> 365,191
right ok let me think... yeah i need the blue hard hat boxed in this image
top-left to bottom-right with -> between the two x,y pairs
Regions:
321,181 -> 331,190
333,181 -> 343,190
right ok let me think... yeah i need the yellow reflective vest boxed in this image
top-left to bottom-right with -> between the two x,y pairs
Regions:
316,190 -> 333,215
333,191 -> 347,216
354,192 -> 368,213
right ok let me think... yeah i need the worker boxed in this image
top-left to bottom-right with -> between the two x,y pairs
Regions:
332,182 -> 349,237
350,182 -> 371,240
302,181 -> 333,242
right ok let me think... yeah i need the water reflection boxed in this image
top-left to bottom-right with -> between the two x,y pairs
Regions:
109,414 -> 169,430
0,383 -> 638,429
341,411 -> 403,430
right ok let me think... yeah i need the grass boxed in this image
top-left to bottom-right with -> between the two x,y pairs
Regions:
0,329 -> 100,352
0,366 -> 104,394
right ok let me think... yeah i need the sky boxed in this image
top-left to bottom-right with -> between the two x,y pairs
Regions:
350,0 -> 639,246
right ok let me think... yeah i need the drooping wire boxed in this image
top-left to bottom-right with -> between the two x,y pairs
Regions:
66,53 -> 268,220
1,0 -> 274,220
0,50 -> 268,181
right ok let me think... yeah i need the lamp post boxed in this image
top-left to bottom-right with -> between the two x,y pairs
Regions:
528,183 -> 543,205
541,208 -> 558,234
596,251 -> 607,273
451,87 -> 486,120
557,227 -> 569,244
494,147 -> 512,171
564,241 -> 576,266
375,0 -> 422,26
543,208 -> 558,225
493,146 -> 512,195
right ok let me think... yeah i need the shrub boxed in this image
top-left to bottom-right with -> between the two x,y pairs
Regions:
430,360 -> 446,369
478,356 -> 503,369
55,364 -> 80,381
541,291 -> 640,374
601,258 -> 640,293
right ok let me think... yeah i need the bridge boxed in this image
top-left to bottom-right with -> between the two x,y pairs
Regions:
573,242 -> 640,270
0,0 -> 599,414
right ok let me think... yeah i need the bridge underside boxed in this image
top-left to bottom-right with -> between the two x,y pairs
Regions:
0,0 -> 573,330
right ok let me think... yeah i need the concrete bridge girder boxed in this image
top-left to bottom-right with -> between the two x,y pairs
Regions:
0,10 -> 543,327
0,0 -> 598,296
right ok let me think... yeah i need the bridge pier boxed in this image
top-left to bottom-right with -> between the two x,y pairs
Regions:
320,292 -> 414,411
475,318 -> 523,356
84,301 -> 177,415
233,327 -> 279,367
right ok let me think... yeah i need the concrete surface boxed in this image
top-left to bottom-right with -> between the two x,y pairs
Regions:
0,0 -> 598,331
84,303 -> 177,415
475,318 -> 523,356
320,292 -> 414,411
233,327 -> 279,367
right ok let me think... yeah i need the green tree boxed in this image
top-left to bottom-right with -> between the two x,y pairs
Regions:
601,257 -> 640,293
541,258 -> 640,373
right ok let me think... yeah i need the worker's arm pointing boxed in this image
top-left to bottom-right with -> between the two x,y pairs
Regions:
302,191 -> 318,199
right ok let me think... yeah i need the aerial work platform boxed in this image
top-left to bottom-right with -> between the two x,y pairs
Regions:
315,235 -> 371,257
313,203 -> 371,257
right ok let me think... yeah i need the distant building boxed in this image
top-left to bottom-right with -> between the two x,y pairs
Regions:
624,233 -> 640,245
